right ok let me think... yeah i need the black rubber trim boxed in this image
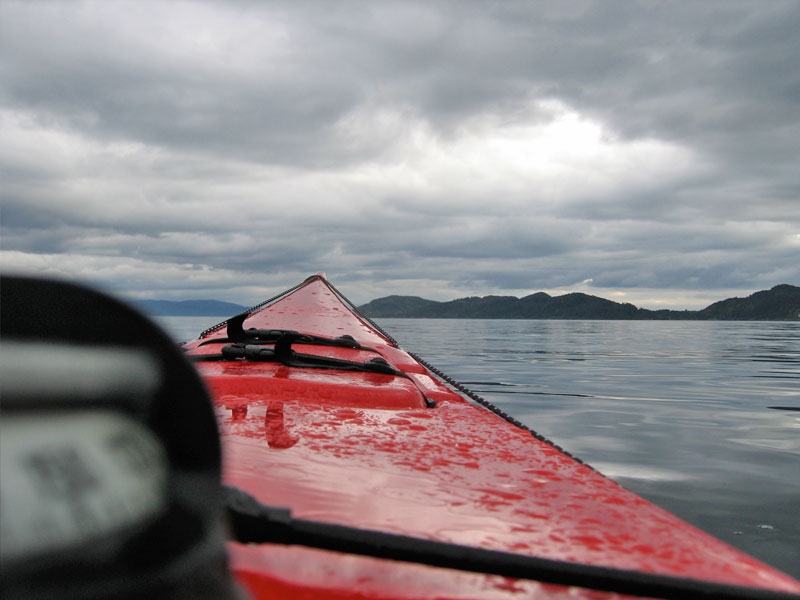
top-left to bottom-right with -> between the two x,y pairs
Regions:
223,314 -> 379,352
224,486 -> 800,600
190,342 -> 410,376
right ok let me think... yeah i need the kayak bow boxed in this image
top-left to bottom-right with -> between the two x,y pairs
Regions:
182,274 -> 800,600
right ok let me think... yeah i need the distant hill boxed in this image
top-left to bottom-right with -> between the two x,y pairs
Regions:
135,299 -> 248,316
357,295 -> 443,317
697,284 -> 800,320
362,292 -> 642,319
358,284 -> 800,320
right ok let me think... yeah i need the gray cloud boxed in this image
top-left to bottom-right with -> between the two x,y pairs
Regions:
1,1 -> 798,309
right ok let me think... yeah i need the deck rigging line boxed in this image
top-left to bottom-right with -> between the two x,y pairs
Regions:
225,485 -> 800,600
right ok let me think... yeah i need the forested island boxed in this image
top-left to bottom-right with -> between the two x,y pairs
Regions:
358,284 -> 800,320
136,284 -> 799,320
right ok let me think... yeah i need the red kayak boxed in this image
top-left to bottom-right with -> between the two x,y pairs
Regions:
183,273 -> 800,599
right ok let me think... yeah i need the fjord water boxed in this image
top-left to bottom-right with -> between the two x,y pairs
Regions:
161,316 -> 800,579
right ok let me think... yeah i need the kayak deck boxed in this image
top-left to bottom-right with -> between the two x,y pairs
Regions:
183,275 -> 800,599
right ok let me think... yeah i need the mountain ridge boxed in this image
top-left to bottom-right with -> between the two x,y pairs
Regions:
135,284 -> 800,320
358,284 -> 800,320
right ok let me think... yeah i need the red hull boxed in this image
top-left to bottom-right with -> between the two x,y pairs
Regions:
183,275 -> 800,599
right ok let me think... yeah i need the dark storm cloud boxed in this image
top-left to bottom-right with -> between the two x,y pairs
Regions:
1,1 -> 798,308
5,1 -> 794,167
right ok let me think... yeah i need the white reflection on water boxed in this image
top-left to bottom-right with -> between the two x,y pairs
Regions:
589,462 -> 694,482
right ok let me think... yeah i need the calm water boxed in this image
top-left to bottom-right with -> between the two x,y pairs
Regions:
160,316 -> 800,579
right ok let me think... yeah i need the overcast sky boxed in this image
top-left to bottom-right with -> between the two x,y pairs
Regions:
2,1 -> 798,309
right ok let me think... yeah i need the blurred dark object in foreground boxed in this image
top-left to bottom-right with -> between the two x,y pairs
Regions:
0,275 -> 240,599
